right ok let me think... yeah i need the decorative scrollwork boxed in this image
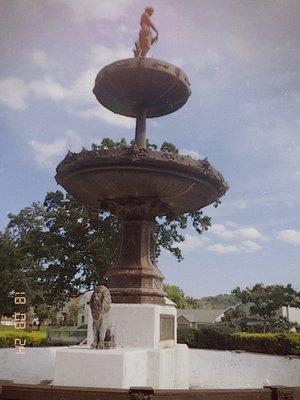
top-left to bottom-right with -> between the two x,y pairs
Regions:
278,389 -> 294,400
130,388 -> 154,400
175,67 -> 181,77
131,394 -> 152,400
152,61 -> 169,70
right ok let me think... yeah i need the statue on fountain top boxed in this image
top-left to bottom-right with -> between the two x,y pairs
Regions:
133,7 -> 158,58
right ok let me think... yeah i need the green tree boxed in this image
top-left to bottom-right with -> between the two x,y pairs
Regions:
68,303 -> 84,326
161,141 -> 179,154
0,232 -> 26,319
164,284 -> 188,308
186,297 -> 205,309
232,284 -> 300,333
35,304 -> 57,330
221,307 -> 247,332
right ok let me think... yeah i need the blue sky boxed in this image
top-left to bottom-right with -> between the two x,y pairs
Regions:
0,0 -> 299,297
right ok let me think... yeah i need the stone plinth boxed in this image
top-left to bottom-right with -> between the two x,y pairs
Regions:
53,345 -> 189,389
87,300 -> 177,349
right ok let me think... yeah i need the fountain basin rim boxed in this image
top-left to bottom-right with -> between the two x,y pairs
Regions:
55,148 -> 228,216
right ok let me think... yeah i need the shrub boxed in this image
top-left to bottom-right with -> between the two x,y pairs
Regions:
0,329 -> 47,348
196,326 -> 235,350
178,326 -> 300,355
178,326 -> 234,350
177,326 -> 198,347
233,332 -> 300,356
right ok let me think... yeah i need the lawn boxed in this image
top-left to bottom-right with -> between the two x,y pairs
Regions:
0,325 -> 47,347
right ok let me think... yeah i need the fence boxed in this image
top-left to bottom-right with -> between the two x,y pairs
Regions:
46,330 -> 86,345
0,383 -> 299,400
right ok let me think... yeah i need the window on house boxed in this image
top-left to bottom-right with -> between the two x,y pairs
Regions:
81,315 -> 85,323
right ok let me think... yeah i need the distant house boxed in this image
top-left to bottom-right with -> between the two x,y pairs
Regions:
177,305 -> 300,332
56,296 -> 79,326
77,291 -> 92,327
177,309 -> 226,328
282,306 -> 300,332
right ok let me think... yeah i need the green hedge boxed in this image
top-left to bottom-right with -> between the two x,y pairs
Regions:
233,332 -> 300,355
177,326 -> 300,355
0,329 -> 47,348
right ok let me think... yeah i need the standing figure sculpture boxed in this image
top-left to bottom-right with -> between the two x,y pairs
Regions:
89,281 -> 115,349
133,7 -> 158,58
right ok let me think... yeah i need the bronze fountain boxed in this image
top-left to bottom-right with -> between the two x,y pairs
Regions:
55,7 -> 228,306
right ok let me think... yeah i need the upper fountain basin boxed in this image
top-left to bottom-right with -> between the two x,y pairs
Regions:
93,58 -> 191,118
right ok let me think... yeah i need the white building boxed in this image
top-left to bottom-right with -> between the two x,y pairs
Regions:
77,290 -> 92,327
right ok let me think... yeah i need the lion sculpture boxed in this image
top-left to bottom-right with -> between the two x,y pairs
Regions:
89,284 -> 115,349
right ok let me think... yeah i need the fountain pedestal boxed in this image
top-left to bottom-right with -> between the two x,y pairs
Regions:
108,217 -> 165,305
53,298 -> 190,389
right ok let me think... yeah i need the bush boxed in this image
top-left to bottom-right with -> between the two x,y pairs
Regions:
0,329 -> 47,348
177,326 -> 198,348
233,332 -> 300,356
196,326 -> 235,350
178,326 -> 234,350
178,326 -> 300,355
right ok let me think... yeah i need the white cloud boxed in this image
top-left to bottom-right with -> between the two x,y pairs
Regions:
179,228 -> 264,254
277,229 -> 300,245
240,240 -> 262,253
238,227 -> 266,240
181,148 -> 204,160
207,243 -> 239,254
88,44 -> 131,69
178,234 -> 210,251
30,130 -> 83,168
75,106 -> 134,129
207,240 -> 262,254
54,0 -> 135,23
0,78 -> 29,110
0,76 -> 66,109
0,42 -> 133,132
28,76 -> 66,101
65,68 -> 96,104
223,220 -> 238,228
210,223 -> 267,241
32,50 -> 59,69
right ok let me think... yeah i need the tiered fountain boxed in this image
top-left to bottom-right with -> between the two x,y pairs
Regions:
53,7 -> 228,389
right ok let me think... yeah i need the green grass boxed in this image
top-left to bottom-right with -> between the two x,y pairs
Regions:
0,328 -> 47,348
0,325 -> 13,331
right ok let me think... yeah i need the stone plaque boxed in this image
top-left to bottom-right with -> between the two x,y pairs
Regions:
160,314 -> 175,341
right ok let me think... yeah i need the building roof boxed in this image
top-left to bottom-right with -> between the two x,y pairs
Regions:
177,309 -> 225,324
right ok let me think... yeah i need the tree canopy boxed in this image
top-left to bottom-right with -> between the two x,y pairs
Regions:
231,283 -> 300,332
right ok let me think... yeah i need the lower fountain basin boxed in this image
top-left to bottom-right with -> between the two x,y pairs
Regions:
55,148 -> 228,216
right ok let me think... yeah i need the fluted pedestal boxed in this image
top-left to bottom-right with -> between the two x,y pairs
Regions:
108,218 -> 165,305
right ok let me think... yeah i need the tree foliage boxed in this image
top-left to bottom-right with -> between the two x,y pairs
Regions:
163,284 -> 188,309
232,284 -> 300,332
0,232 -> 24,318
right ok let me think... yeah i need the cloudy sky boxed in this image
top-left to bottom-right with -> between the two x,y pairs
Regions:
1,0 -> 299,297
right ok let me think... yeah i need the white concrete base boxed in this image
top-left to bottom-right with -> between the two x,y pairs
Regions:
189,349 -> 300,389
2,347 -> 300,388
53,344 -> 189,389
87,299 -> 177,349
